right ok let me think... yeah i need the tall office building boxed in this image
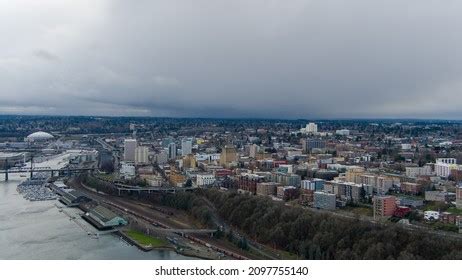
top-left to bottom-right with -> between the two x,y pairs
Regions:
168,142 -> 177,160
249,144 -> 259,158
155,149 -> 169,165
220,145 -> 237,166
123,139 -> 137,162
135,146 -> 149,165
162,137 -> 174,148
181,138 -> 192,156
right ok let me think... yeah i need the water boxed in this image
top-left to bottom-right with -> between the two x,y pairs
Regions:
0,153 -> 194,260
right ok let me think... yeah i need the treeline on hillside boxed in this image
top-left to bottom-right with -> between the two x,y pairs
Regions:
77,175 -> 215,228
77,175 -> 462,259
163,189 -> 462,260
160,191 -> 215,228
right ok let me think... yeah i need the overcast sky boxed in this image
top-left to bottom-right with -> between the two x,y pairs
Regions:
1,0 -> 461,119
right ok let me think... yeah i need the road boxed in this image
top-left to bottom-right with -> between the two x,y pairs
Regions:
68,179 -> 251,259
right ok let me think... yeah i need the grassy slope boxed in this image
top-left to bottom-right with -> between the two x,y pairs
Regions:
125,230 -> 168,247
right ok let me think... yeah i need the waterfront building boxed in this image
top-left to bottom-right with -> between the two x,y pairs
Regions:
0,152 -> 28,169
84,205 -> 128,230
59,190 -> 91,207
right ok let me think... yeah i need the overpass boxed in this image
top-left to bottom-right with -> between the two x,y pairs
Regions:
96,138 -> 118,152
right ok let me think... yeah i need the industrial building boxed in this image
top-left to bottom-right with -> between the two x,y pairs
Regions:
0,152 -> 28,169
83,205 -> 127,230
59,190 -> 92,207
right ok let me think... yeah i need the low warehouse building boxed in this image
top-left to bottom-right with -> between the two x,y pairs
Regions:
59,190 -> 92,207
83,205 -> 127,230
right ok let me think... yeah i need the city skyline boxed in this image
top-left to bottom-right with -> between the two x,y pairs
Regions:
1,1 -> 462,119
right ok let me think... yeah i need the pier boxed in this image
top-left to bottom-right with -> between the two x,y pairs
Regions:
56,204 -> 119,238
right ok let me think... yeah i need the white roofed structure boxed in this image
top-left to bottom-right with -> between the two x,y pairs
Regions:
26,131 -> 54,142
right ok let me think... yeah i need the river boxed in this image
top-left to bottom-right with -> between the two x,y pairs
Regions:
0,153 -> 193,260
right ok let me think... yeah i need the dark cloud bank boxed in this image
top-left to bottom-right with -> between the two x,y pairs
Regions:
1,0 -> 461,119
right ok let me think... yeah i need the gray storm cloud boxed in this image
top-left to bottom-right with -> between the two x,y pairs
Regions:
0,0 -> 462,118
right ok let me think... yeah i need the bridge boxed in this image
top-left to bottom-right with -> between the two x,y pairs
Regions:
96,138 -> 118,152
0,166 -> 97,181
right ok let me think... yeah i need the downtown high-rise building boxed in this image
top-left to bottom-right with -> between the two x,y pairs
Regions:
168,142 -> 177,160
123,139 -> 137,162
249,144 -> 259,158
181,138 -> 192,156
220,145 -> 237,166
135,146 -> 149,165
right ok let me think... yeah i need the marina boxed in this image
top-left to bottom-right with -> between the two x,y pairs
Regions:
0,152 -> 194,260
16,173 -> 57,202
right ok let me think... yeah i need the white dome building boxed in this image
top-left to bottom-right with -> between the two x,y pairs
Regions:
26,131 -> 54,142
